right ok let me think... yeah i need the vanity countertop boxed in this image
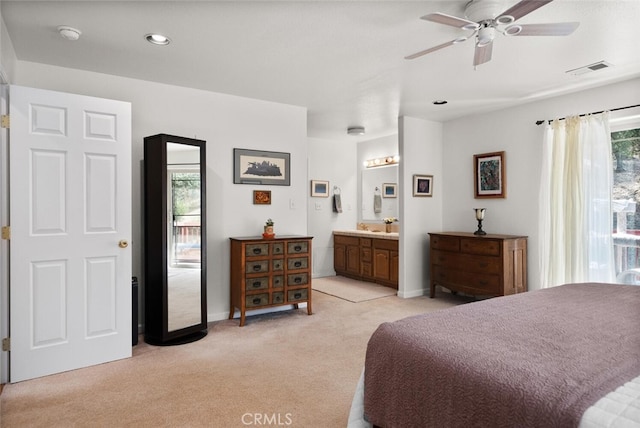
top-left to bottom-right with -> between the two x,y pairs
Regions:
333,229 -> 398,240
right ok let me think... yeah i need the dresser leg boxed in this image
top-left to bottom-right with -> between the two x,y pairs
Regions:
239,311 -> 246,327
307,300 -> 313,315
430,282 -> 436,298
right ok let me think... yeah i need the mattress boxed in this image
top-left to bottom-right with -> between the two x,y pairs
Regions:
348,372 -> 640,428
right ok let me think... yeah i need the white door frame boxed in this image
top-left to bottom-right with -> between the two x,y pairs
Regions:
0,76 -> 9,384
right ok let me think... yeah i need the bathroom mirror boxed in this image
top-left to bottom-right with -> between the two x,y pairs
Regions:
361,164 -> 398,221
144,134 -> 207,345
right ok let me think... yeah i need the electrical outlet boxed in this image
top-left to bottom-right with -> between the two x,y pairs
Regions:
315,202 -> 322,210
289,198 -> 296,209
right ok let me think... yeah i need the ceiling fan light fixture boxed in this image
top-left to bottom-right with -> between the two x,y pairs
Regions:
453,37 -> 468,44
145,33 -> 171,46
462,22 -> 480,31
503,24 -> 522,36
496,15 -> 515,25
476,26 -> 495,47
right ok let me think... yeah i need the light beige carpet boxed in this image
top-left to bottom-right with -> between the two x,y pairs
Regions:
0,288 -> 471,428
312,275 -> 396,302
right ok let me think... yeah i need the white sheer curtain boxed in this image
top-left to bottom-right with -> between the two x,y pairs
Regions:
538,112 -> 615,288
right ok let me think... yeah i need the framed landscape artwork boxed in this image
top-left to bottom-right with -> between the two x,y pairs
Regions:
234,148 -> 290,186
474,151 -> 506,198
382,183 -> 397,198
310,180 -> 329,197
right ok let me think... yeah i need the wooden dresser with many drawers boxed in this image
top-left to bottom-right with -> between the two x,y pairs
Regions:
229,235 -> 313,326
429,232 -> 527,298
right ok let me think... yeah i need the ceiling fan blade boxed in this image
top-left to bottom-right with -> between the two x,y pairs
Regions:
512,22 -> 580,36
497,0 -> 553,22
405,38 -> 465,60
473,41 -> 493,66
421,12 -> 479,30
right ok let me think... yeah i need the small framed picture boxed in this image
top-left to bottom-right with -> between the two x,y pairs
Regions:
382,183 -> 397,198
474,151 -> 506,198
310,180 -> 329,197
253,190 -> 271,205
413,174 -> 433,197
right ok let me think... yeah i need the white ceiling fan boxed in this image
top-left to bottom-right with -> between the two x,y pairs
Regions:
406,0 -> 579,67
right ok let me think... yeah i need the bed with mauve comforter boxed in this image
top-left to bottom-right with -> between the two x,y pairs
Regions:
348,283 -> 640,428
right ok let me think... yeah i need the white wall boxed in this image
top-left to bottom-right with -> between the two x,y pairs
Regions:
13,60 -> 308,322
307,138 -> 358,277
442,77 -> 640,291
399,116 -> 443,298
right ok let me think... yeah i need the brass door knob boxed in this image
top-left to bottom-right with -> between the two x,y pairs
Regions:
118,240 -> 129,248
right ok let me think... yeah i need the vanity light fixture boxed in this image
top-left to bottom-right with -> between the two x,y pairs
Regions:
145,33 -> 171,46
348,126 -> 365,136
364,155 -> 399,168
433,100 -> 448,105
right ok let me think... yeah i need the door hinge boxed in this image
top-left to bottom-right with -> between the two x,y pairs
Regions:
2,337 -> 9,352
0,115 -> 9,129
1,226 -> 9,240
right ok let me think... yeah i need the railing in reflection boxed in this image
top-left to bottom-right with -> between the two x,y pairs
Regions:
613,232 -> 640,284
173,222 -> 201,264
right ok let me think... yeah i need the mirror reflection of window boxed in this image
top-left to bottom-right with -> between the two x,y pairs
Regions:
171,171 -> 201,266
166,143 -> 203,333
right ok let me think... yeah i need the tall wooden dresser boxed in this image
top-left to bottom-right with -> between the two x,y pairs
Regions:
229,235 -> 313,326
429,232 -> 527,298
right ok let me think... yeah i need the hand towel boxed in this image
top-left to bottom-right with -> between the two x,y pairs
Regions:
333,194 -> 343,213
374,194 -> 382,213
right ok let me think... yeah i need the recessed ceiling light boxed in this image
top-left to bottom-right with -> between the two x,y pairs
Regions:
433,100 -> 448,105
145,33 -> 171,46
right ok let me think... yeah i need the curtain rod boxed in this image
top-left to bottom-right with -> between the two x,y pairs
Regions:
535,104 -> 640,126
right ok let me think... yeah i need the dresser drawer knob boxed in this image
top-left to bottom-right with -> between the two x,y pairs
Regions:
294,292 -> 302,299
252,281 -> 261,288
294,261 -> 302,268
294,245 -> 302,252
252,298 -> 261,305
253,248 -> 261,255
294,277 -> 302,283
253,265 -> 261,271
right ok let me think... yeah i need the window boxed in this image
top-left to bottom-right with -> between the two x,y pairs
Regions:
611,112 -> 640,283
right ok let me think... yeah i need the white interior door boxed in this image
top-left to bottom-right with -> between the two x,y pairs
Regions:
9,85 -> 132,382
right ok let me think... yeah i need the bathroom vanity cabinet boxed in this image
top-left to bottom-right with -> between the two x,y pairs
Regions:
334,232 -> 398,289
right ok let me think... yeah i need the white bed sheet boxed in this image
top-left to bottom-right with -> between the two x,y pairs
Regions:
348,370 -> 640,428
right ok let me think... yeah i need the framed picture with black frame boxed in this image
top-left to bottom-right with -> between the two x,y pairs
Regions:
233,148 -> 290,186
413,174 -> 433,197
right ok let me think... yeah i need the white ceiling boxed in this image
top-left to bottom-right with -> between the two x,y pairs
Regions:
2,1 -> 640,142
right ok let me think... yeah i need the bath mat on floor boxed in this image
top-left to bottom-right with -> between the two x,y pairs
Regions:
312,276 -> 396,303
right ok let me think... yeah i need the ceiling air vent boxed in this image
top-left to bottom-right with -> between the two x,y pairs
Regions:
566,61 -> 613,76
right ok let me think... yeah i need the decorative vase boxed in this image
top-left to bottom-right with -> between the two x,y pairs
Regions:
385,224 -> 392,233
263,225 -> 275,239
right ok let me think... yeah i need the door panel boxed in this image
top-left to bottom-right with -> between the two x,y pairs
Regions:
10,85 -> 132,382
